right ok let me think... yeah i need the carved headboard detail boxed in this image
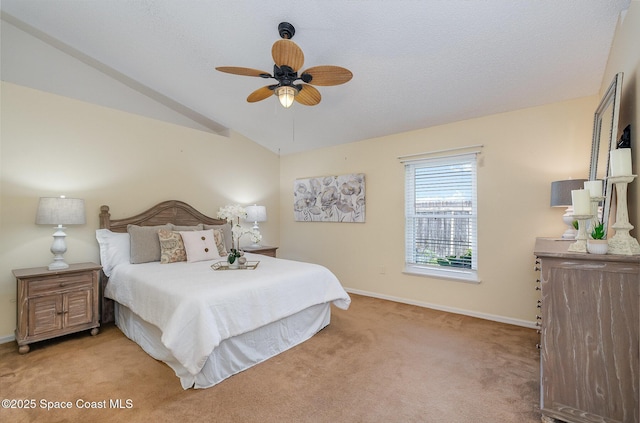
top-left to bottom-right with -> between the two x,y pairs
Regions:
99,200 -> 227,232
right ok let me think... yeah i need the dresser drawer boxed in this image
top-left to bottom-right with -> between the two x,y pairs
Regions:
27,273 -> 93,296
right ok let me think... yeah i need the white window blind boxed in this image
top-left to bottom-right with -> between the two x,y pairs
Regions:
404,152 -> 478,282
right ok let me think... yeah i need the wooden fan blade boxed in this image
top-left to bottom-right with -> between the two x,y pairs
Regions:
272,39 -> 304,71
216,67 -> 271,78
247,86 -> 274,103
301,66 -> 353,86
295,84 -> 321,106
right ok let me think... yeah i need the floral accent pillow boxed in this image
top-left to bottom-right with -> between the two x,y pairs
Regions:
213,228 -> 228,257
158,229 -> 187,264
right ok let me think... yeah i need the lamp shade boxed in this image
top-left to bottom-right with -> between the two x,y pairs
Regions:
550,179 -> 587,207
36,197 -> 86,225
245,205 -> 267,222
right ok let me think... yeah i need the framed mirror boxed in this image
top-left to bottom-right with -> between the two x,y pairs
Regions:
588,72 -> 623,236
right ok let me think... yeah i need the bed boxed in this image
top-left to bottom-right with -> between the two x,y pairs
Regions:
96,200 -> 350,389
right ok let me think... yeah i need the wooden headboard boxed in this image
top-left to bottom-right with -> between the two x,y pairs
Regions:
99,200 -> 227,232
99,200 -> 227,324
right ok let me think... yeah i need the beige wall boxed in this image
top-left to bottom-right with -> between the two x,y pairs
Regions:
279,96 -> 597,325
278,1 -> 640,327
0,82 -> 280,338
2,2 -> 638,339
601,0 -> 640,228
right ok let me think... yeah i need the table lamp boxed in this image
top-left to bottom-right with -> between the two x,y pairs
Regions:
245,205 -> 266,246
36,196 -> 86,270
550,179 -> 587,239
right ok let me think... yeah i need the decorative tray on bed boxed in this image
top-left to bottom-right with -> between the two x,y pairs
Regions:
211,261 -> 260,271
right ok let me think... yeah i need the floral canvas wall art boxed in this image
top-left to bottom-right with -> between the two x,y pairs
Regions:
294,173 -> 365,222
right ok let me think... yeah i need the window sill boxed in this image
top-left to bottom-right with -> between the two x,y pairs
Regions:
403,264 -> 480,284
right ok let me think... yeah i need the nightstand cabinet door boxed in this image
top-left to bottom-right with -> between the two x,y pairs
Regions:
65,289 -> 94,327
14,263 -> 102,354
28,295 -> 63,336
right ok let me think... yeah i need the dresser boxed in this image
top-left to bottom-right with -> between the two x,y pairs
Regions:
13,262 -> 102,353
534,238 -> 639,423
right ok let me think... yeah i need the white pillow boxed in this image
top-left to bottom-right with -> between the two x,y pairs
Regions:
95,229 -> 130,277
179,229 -> 221,263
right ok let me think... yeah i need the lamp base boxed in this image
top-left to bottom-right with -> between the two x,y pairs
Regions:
48,226 -> 69,270
48,260 -> 70,271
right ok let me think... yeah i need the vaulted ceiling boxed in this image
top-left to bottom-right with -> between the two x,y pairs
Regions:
0,1 -> 631,155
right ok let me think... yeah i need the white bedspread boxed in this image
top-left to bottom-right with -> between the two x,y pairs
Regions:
104,253 -> 350,376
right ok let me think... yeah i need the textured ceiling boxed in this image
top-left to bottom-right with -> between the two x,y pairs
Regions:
0,1 -> 631,155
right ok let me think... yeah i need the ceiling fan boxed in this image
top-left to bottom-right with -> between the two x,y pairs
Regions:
216,22 -> 353,108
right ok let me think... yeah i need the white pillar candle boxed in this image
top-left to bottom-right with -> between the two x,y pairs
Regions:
571,189 -> 591,215
583,180 -> 603,197
610,148 -> 632,176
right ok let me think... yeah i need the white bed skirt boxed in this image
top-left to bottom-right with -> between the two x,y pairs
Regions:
115,302 -> 332,389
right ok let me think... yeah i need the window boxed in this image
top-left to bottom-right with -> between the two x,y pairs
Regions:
404,152 -> 478,282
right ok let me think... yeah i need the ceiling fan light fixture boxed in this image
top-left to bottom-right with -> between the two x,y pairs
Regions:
275,86 -> 297,108
216,22 -> 350,108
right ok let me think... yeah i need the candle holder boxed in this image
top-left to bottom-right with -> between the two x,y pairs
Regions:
589,195 -> 604,232
607,175 -> 640,255
568,214 -> 592,253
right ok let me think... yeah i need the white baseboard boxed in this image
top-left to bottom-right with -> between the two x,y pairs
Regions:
0,289 -> 535,344
344,288 -> 537,329
0,334 -> 15,345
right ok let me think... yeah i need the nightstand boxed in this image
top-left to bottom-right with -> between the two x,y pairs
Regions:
13,262 -> 102,354
242,245 -> 278,257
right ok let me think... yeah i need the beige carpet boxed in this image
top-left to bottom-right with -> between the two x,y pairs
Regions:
0,294 -> 541,423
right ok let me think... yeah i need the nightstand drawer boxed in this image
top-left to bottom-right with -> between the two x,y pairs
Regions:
27,273 -> 93,296
242,245 -> 278,257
